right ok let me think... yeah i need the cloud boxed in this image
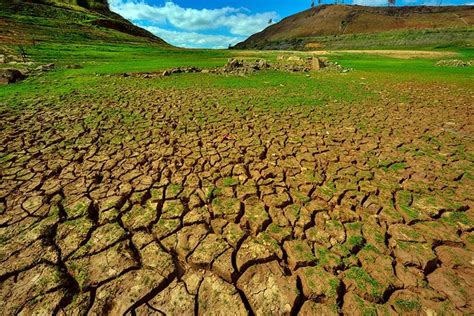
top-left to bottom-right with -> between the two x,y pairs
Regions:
109,0 -> 278,36
352,0 -> 389,5
142,25 -> 244,49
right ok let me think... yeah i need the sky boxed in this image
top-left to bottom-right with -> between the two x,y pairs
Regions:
109,0 -> 473,49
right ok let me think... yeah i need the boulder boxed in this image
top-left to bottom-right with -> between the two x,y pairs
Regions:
310,57 -> 325,70
288,56 -> 303,62
65,64 -> 83,69
0,68 -> 26,84
435,59 -> 471,67
35,63 -> 55,72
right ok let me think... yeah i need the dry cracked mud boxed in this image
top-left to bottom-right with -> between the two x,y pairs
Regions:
1,76 -> 473,315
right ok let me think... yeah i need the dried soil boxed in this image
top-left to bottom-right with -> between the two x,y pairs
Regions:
0,76 -> 473,315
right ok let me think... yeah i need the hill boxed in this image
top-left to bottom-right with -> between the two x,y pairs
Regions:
0,0 -> 168,47
234,5 -> 474,50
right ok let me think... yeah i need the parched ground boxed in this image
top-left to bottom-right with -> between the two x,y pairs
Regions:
1,72 -> 473,315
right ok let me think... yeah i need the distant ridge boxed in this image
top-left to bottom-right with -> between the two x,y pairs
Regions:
234,5 -> 474,50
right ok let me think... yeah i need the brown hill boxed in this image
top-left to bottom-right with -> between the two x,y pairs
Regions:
234,5 -> 474,50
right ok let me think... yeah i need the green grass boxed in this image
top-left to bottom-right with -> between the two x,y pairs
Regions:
395,299 -> 421,312
1,2 -> 473,112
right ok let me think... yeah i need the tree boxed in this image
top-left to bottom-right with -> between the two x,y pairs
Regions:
311,0 -> 315,8
268,18 -> 273,24
388,0 -> 396,6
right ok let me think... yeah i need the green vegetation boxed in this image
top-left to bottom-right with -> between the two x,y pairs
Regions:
394,299 -> 421,312
2,40 -> 473,112
344,267 -> 385,300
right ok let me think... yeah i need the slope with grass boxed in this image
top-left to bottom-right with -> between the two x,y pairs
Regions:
234,5 -> 474,50
1,2 -> 473,315
0,0 -> 167,48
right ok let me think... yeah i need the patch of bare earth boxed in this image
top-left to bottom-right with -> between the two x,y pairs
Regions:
0,77 -> 473,315
311,50 -> 459,59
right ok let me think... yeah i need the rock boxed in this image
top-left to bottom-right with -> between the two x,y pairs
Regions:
310,57 -> 325,70
65,64 -> 83,69
35,63 -> 55,72
222,58 -> 271,75
226,58 -> 244,69
198,273 -> 247,316
0,68 -> 26,84
256,59 -> 270,70
288,56 -> 303,62
435,59 -> 471,67
237,261 -> 297,315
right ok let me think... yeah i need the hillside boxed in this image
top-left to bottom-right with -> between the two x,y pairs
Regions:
0,0 -> 168,47
21,0 -> 109,11
234,5 -> 474,50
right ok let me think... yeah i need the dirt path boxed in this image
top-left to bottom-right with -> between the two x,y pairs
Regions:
239,49 -> 459,59
0,78 -> 473,315
313,50 -> 459,59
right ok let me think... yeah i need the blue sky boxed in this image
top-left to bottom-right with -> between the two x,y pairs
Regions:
109,0 -> 473,48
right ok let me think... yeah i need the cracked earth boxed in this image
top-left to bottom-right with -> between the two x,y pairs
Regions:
1,77 -> 473,315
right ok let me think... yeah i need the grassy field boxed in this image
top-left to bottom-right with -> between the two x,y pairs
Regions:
1,40 -> 473,110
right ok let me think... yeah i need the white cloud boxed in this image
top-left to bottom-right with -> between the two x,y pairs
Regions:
352,0 -> 391,5
109,0 -> 278,36
142,25 -> 244,49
